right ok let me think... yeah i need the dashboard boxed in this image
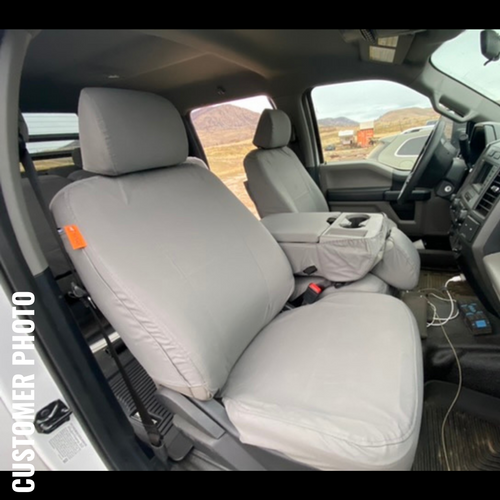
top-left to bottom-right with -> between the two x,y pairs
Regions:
450,122 -> 500,314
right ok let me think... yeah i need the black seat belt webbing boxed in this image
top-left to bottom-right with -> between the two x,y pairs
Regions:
19,135 -> 167,458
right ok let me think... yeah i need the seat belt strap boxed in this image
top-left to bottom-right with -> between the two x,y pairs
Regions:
18,135 -> 167,459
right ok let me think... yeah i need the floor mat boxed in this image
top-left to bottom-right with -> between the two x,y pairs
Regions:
413,381 -> 500,471
417,270 -> 474,296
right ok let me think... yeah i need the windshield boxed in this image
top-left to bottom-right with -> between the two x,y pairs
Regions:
432,29 -> 500,103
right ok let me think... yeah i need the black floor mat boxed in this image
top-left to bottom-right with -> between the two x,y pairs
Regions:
108,356 -> 193,461
413,381 -> 500,470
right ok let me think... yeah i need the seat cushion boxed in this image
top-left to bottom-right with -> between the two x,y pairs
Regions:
223,292 -> 423,470
371,227 -> 420,290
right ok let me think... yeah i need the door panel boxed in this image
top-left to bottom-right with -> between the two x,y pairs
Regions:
318,160 -> 451,239
319,160 -> 393,190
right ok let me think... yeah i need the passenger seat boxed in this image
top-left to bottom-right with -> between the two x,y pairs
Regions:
244,109 -> 328,218
50,88 -> 423,470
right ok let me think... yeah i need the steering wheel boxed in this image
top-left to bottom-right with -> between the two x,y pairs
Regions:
397,120 -> 446,204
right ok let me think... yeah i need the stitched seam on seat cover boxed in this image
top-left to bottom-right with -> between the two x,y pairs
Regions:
226,398 -> 416,449
227,296 -> 421,447
61,184 -> 213,397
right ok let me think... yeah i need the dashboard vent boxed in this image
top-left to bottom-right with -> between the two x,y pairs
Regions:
477,174 -> 500,217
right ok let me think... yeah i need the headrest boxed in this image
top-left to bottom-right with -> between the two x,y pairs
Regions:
19,112 -> 29,143
253,109 -> 291,149
79,88 -> 188,176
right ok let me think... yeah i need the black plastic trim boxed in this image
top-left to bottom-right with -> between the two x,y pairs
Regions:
327,187 -> 431,202
327,188 -> 386,202
384,189 -> 431,202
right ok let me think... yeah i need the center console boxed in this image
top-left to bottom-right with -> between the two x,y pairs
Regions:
262,212 -> 391,283
261,211 -> 420,290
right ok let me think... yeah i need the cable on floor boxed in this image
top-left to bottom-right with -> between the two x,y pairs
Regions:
439,322 -> 463,471
419,275 -> 465,471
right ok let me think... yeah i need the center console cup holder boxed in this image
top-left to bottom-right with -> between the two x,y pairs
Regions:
340,214 -> 370,229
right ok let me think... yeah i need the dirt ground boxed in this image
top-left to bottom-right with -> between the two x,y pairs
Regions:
203,136 -> 260,218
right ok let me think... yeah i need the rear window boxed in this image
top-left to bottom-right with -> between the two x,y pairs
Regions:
22,113 -> 79,172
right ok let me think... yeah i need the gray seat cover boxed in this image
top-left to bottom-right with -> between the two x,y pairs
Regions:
50,88 -> 423,470
244,109 -> 329,218
51,88 -> 294,400
223,292 -> 422,470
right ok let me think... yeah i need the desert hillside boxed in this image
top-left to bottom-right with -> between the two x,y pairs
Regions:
192,104 -> 260,147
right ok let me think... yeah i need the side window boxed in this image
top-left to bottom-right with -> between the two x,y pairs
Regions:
22,113 -> 79,175
191,96 -> 273,218
311,80 -> 439,170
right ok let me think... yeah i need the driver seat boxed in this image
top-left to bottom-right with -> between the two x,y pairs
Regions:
244,109 -> 328,217
244,109 -> 421,292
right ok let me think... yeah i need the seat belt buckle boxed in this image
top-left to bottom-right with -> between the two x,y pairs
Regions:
302,283 -> 323,305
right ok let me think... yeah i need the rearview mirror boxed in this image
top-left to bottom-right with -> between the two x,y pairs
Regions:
481,30 -> 500,65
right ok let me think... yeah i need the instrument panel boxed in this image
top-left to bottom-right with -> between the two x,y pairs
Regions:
451,122 -> 500,314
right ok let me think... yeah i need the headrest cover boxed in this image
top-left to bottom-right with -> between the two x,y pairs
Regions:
253,109 -> 291,149
19,112 -> 29,143
79,88 -> 188,176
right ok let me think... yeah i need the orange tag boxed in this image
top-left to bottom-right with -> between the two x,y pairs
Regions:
64,225 -> 87,250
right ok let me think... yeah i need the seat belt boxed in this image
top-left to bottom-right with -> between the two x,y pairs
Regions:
18,134 -> 168,464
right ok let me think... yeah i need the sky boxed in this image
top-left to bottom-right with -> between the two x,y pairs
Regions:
233,81 -> 432,123
311,80 -> 432,122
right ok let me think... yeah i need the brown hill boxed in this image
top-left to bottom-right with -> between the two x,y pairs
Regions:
192,104 -> 261,147
318,116 -> 359,127
192,104 -> 260,131
376,107 -> 438,124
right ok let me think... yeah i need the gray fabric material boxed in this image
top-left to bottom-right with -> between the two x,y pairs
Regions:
79,88 -> 189,176
266,213 -> 390,283
244,147 -> 329,218
50,88 -> 423,471
69,147 -> 96,181
262,212 -> 340,243
291,274 -> 390,301
68,149 -> 204,182
372,227 -> 421,290
223,292 -> 423,470
50,162 -> 294,400
253,109 -> 292,150
21,175 -> 72,278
